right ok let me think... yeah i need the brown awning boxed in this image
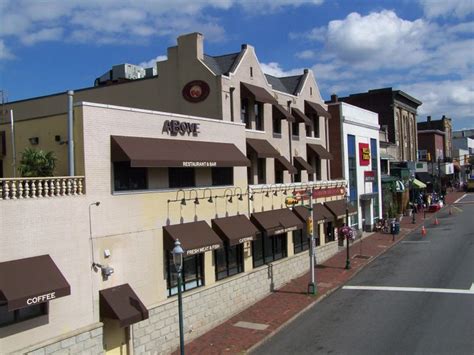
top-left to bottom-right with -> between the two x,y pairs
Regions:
241,82 -> 278,104
292,204 -> 333,224
100,284 -> 149,328
163,221 -> 223,256
293,156 -> 315,174
0,255 -> 70,311
251,208 -> 304,236
291,108 -> 312,126
307,143 -> 333,160
272,104 -> 295,122
275,155 -> 297,174
305,100 -> 331,119
212,215 -> 259,246
111,136 -> 250,168
246,138 -> 280,158
324,199 -> 357,219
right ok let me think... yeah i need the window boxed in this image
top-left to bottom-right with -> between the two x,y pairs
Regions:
0,302 -> 48,328
215,244 -> 244,280
252,232 -> 288,267
250,66 -> 253,77
348,135 -> 358,226
294,171 -> 301,183
325,221 -> 334,243
275,169 -> 283,184
371,138 -> 379,220
255,102 -> 264,131
315,158 -> 321,181
292,122 -> 299,136
306,124 -> 312,137
293,229 -> 309,254
257,158 -> 266,184
166,253 -> 204,297
169,168 -> 195,188
212,167 -> 233,186
313,116 -> 320,138
241,98 -> 250,129
113,162 -> 147,191
273,117 -> 281,134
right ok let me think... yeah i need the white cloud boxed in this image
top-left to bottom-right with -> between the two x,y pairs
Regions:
20,28 -> 63,45
0,40 -> 14,60
296,50 -> 316,59
239,0 -> 323,12
138,55 -> 168,68
419,0 -> 474,19
260,62 -> 304,77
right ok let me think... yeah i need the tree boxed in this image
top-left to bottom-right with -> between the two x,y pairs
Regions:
18,148 -> 57,177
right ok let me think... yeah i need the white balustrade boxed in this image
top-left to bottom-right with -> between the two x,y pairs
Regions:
0,176 -> 86,200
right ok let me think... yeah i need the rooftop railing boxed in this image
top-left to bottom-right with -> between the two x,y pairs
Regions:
0,176 -> 85,200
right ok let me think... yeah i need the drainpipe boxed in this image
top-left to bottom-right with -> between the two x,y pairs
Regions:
67,90 -> 75,176
287,100 -> 293,183
10,110 -> 16,177
325,116 -> 330,180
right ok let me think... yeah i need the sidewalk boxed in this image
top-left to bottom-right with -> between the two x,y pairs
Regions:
175,191 -> 466,355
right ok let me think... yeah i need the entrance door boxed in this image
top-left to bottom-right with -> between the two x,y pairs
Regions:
103,318 -> 129,355
325,222 -> 334,243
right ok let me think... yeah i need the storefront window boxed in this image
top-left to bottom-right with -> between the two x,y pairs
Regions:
166,253 -> 204,297
214,244 -> 244,280
255,102 -> 264,131
113,162 -> 147,191
169,167 -> 195,188
0,303 -> 47,328
293,229 -> 309,254
212,167 -> 233,186
252,232 -> 288,267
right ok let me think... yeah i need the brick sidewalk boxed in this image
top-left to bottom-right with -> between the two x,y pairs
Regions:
174,191 -> 466,355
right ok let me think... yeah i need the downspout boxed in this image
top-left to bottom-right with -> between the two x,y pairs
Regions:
325,116 -> 330,180
287,100 -> 293,183
9,110 -> 16,177
67,90 -> 75,176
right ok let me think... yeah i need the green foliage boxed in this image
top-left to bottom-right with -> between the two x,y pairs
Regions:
18,148 -> 57,177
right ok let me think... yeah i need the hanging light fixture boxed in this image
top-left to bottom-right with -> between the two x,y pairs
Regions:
273,190 -> 278,196
238,194 -> 243,201
283,189 -> 287,195
180,198 -> 186,205
265,191 -> 269,197
194,197 -> 199,205
249,194 -> 254,201
228,195 -> 233,203
208,196 -> 213,203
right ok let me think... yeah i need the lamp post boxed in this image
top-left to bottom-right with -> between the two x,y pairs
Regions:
172,240 -> 185,355
307,189 -> 317,295
345,204 -> 351,270
411,175 -> 416,224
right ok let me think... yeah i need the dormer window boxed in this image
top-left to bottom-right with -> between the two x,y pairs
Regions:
250,67 -> 253,77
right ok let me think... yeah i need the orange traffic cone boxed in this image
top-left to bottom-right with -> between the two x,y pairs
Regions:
434,216 -> 439,225
421,225 -> 427,236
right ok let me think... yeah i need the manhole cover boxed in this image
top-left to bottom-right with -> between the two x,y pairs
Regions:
353,255 -> 371,259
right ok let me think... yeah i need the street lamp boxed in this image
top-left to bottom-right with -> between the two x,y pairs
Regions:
172,240 -> 185,355
411,175 -> 416,224
345,204 -> 351,270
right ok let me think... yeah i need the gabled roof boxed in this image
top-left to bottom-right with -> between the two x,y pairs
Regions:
203,52 -> 240,75
265,74 -> 304,95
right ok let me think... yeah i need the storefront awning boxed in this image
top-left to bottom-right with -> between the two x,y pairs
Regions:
100,284 -> 149,328
412,178 -> 427,189
293,156 -> 315,174
246,138 -> 280,158
111,136 -> 250,168
291,108 -> 312,126
163,221 -> 223,256
313,203 -> 335,222
305,101 -> 331,119
0,255 -> 71,311
307,144 -> 333,160
251,208 -> 304,236
324,199 -> 357,219
381,174 -> 398,183
416,172 -> 434,184
212,215 -> 259,246
273,104 -> 295,122
380,152 -> 396,160
275,155 -> 298,174
241,82 -> 278,105
292,204 -> 328,224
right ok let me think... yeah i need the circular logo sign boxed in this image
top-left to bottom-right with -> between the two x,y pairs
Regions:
182,80 -> 210,103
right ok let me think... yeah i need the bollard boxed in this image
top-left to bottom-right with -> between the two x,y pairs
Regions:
421,225 -> 427,236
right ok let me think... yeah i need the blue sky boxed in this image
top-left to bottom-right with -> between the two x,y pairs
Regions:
0,0 -> 473,129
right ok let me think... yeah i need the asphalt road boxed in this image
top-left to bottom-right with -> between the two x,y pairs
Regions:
256,194 -> 474,355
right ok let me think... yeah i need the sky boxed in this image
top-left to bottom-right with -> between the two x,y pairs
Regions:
0,0 -> 473,130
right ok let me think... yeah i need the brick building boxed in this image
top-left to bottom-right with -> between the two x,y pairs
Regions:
417,115 -> 453,159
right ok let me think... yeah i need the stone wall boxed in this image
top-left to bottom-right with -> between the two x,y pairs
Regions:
132,241 -> 339,354
21,324 -> 103,355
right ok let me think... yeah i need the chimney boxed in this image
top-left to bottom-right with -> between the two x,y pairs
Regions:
442,115 -> 446,119
177,32 -> 204,60
330,94 -> 338,103
427,115 -> 431,122
241,44 -> 247,50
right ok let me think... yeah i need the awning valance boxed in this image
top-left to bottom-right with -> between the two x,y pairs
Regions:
324,199 -> 357,219
251,208 -> 304,236
273,104 -> 295,122
0,255 -> 71,311
111,136 -> 250,168
307,144 -> 333,160
412,178 -> 427,189
275,155 -> 298,174
212,215 -> 259,246
163,221 -> 223,256
100,284 -> 149,328
305,101 -> 331,119
246,138 -> 280,158
293,156 -> 315,174
291,108 -> 312,126
241,82 -> 278,105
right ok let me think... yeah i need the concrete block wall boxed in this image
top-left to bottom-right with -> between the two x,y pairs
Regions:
132,240 -> 339,354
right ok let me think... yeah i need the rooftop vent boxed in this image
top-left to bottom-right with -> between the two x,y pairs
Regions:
95,63 -> 155,86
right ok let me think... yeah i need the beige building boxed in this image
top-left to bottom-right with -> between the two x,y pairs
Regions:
0,33 -> 349,354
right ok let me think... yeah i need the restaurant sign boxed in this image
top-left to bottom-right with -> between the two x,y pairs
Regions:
186,243 -> 221,256
295,187 -> 345,200
183,161 -> 217,167
27,292 -> 56,305
182,80 -> 210,103
364,171 -> 375,182
163,120 -> 200,136
238,236 -> 255,244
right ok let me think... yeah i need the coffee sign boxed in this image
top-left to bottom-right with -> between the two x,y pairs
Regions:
182,80 -> 210,103
163,120 -> 200,136
359,143 -> 370,166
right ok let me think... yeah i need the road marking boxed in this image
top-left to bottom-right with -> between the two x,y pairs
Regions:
453,194 -> 467,204
401,241 -> 431,244
342,285 -> 474,295
234,321 -> 269,330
